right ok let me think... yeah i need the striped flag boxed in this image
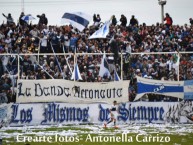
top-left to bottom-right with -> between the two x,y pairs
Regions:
61,12 -> 91,31
114,70 -> 120,81
89,20 -> 111,39
134,76 -> 184,101
21,14 -> 35,23
71,64 -> 82,80
99,53 -> 111,78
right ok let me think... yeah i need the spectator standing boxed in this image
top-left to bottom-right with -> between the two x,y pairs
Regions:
70,33 -> 78,52
164,13 -> 173,27
129,15 -> 138,26
94,14 -> 101,27
120,14 -> 127,27
2,13 -> 14,25
111,15 -> 117,26
93,14 -> 97,24
50,31 -> 59,53
37,13 -> 48,26
40,33 -> 48,53
110,35 -> 119,64
19,12 -> 27,26
190,18 -> 193,26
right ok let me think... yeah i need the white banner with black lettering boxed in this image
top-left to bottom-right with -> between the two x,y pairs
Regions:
1,101 -> 193,126
17,80 -> 129,104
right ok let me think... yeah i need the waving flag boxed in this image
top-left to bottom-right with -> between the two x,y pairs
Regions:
71,64 -> 82,80
21,14 -> 35,23
99,53 -> 111,78
89,20 -> 111,39
134,76 -> 184,101
61,12 -> 91,31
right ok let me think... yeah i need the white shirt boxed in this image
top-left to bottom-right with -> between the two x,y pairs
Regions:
40,36 -> 47,47
111,104 -> 117,112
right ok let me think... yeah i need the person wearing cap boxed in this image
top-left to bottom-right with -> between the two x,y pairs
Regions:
2,13 -> 14,25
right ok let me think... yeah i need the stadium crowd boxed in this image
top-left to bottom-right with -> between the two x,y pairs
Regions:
0,12 -> 193,103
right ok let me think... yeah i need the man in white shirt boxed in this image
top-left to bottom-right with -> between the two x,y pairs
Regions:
40,33 -> 48,53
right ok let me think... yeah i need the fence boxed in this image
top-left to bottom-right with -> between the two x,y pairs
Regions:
0,51 -> 193,103
1,51 -> 193,80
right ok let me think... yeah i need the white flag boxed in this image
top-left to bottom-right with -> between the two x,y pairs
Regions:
61,12 -> 92,32
89,21 -> 111,39
71,64 -> 82,80
99,52 -> 111,78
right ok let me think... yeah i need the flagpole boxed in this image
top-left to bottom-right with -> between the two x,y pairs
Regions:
177,52 -> 180,81
37,43 -> 40,63
74,48 -> 76,82
113,65 -> 115,82
18,55 -> 20,80
121,52 -> 123,80
177,52 -> 180,102
50,42 -> 64,79
63,44 -> 72,75
30,56 -> 54,79
36,64 -> 54,79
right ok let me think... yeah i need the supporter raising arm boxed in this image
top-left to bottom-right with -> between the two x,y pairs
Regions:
37,13 -> 48,26
2,13 -> 14,25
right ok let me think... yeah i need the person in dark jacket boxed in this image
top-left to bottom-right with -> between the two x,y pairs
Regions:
37,13 -> 48,26
120,14 -> 127,27
93,14 -> 97,23
110,35 -> 119,64
19,12 -> 27,26
190,18 -> 193,26
2,13 -> 14,25
111,15 -> 117,26
129,15 -> 138,26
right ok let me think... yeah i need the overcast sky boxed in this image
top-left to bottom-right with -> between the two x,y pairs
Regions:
0,0 -> 192,25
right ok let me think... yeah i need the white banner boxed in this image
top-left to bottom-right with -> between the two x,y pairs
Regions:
1,102 -> 192,126
17,80 -> 129,104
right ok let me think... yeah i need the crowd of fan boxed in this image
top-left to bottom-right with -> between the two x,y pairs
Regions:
0,12 -> 193,103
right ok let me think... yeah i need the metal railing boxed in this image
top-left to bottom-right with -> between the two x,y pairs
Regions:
1,51 -> 193,81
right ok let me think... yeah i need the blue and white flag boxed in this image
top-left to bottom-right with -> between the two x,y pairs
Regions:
135,76 -> 184,101
99,52 -> 111,78
89,20 -> 111,39
114,70 -> 120,81
61,12 -> 91,32
184,80 -> 193,100
71,64 -> 82,80
21,14 -> 35,23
